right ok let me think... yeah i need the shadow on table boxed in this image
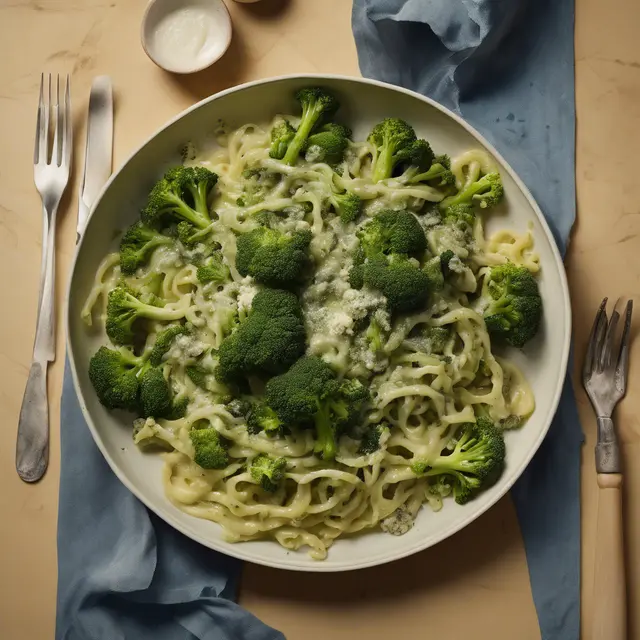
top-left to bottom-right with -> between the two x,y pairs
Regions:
163,26 -> 249,103
234,0 -> 292,19
241,495 -> 525,607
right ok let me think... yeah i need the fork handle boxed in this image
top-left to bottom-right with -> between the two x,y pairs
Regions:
15,361 -> 49,482
591,473 -> 626,640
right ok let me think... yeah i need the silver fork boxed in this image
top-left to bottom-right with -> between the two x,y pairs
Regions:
582,297 -> 633,640
15,74 -> 72,483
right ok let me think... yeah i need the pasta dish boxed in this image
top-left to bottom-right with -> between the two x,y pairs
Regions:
82,87 -> 542,559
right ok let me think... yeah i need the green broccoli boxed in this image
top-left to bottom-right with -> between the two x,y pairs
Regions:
411,417 -> 506,504
238,168 -> 282,208
235,227 -> 312,287
119,222 -> 174,275
358,422 -> 389,455
189,427 -> 229,469
139,366 -> 187,419
185,365 -> 209,388
422,250 -> 455,291
407,154 -> 455,186
149,324 -> 188,366
197,253 -> 229,284
265,357 -> 369,460
88,346 -> 146,411
482,263 -> 542,348
442,203 -> 476,230
368,118 -> 434,182
422,325 -> 451,354
331,191 -> 362,224
439,172 -> 503,211
105,286 -> 187,345
358,210 -> 427,258
269,119 -> 296,160
363,255 -> 431,313
176,220 -> 214,248
246,403 -> 283,435
304,123 -> 351,165
141,166 -> 218,230
250,454 -> 287,492
215,289 -> 306,383
365,316 -> 385,353
282,87 -> 340,165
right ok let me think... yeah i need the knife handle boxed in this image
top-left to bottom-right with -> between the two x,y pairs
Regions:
16,360 -> 49,482
591,473 -> 626,640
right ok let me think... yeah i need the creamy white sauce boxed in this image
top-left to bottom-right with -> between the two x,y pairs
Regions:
149,5 -> 229,72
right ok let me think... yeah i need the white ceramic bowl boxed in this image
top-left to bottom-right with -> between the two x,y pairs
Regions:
66,75 -> 571,572
141,0 -> 232,74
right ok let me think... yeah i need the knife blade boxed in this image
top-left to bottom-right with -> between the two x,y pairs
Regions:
77,76 -> 113,242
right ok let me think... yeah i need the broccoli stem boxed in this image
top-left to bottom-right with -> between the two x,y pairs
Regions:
283,102 -> 324,165
165,191 -> 210,229
313,404 -> 337,460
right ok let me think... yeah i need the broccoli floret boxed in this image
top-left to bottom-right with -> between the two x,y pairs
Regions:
358,210 -> 427,258
216,289 -> 306,383
368,118 -> 434,182
105,286 -> 187,345
407,154 -> 455,186
246,403 -> 283,435
149,325 -> 188,366
88,346 -> 145,411
363,255 -> 431,313
358,422 -> 389,455
185,365 -> 209,388
422,325 -> 451,354
265,357 -> 369,460
482,264 -> 542,348
197,253 -> 229,284
119,222 -> 174,275
331,191 -> 362,224
238,169 -> 282,208
282,87 -> 340,165
139,366 -> 187,419
141,166 -> 218,229
423,250 -> 455,292
442,203 -> 476,230
411,418 -> 506,504
269,119 -> 296,160
304,123 -> 351,165
189,427 -> 229,469
440,172 -> 503,211
366,316 -> 384,353
235,227 -> 311,287
176,220 -> 214,248
250,454 -> 287,492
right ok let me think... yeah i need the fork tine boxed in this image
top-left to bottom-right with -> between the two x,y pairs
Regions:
63,75 -> 72,166
615,300 -> 633,392
52,75 -> 62,166
34,74 -> 49,164
600,306 -> 621,370
583,298 -> 608,380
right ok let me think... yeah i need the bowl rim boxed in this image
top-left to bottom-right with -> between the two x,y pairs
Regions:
65,73 -> 572,572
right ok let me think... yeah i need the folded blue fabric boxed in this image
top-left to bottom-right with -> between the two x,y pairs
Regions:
352,1 -> 582,638
56,363 -> 284,640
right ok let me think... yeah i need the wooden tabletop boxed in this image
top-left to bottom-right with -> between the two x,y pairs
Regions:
1,1 -> 638,638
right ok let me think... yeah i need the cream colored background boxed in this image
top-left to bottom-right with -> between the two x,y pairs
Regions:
1,1 -> 638,638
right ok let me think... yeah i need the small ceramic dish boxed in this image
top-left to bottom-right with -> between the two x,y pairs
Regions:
141,0 -> 232,74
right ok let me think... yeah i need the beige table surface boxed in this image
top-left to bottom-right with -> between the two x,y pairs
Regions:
1,1 -> 639,638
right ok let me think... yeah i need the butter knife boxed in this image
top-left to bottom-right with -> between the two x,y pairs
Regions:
77,76 -> 113,242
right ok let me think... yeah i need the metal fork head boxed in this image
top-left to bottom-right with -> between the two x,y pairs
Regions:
33,73 -> 72,211
582,297 -> 633,417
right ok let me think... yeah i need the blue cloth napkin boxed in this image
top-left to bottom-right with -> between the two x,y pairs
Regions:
352,1 -> 582,638
56,362 -> 285,640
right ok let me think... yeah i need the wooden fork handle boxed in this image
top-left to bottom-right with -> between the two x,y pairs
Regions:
592,473 -> 626,640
